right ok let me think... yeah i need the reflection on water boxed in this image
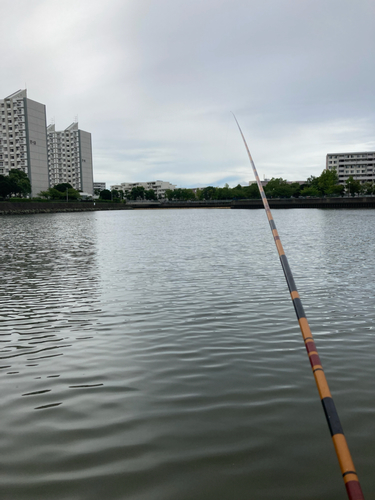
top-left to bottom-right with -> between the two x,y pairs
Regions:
1,214 -> 99,372
0,209 -> 374,499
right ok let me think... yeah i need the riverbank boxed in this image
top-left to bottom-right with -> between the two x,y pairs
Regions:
1,197 -> 375,214
0,201 -> 133,215
129,197 -> 375,209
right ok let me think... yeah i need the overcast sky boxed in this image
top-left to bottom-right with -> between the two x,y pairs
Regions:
2,0 -> 375,188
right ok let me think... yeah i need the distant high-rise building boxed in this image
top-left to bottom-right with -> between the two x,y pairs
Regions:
0,89 -> 49,197
47,122 -> 93,194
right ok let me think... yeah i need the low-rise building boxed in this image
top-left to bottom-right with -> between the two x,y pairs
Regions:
112,180 -> 176,199
326,152 -> 375,184
93,182 -> 106,192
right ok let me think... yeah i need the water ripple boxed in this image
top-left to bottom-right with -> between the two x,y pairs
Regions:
0,209 -> 374,499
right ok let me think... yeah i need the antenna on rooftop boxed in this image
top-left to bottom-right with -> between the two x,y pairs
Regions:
74,115 -> 78,124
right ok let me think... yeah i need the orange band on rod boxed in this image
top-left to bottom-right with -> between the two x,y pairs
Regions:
343,473 -> 359,484
332,434 -> 356,475
313,370 -> 332,399
298,318 -> 313,340
311,364 -> 323,371
290,291 -> 299,300
275,240 -> 285,255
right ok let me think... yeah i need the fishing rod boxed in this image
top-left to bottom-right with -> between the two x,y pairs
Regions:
233,115 -> 364,500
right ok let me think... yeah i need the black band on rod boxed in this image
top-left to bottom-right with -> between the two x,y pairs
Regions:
279,255 -> 298,293
322,397 -> 344,437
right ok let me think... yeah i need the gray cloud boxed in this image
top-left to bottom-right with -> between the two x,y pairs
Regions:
2,0 -> 375,187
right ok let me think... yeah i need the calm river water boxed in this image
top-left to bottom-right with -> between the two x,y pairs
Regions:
0,208 -> 374,500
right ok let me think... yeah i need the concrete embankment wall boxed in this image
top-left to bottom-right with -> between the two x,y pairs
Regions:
0,201 -> 132,215
128,198 -> 375,209
1,197 -> 375,215
232,197 -> 375,209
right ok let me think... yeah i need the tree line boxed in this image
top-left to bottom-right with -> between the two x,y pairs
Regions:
99,186 -> 158,201
163,169 -> 374,201
39,183 -> 81,200
1,167 -> 374,202
0,170 -> 81,201
100,169 -> 374,202
100,170 -> 375,202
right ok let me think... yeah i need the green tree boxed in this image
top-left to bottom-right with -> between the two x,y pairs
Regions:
165,189 -> 174,201
50,183 -> 80,200
182,189 -> 196,200
316,169 -> 339,196
200,186 -> 217,200
54,182 -> 73,193
164,188 -> 195,201
171,188 -> 183,200
231,184 -> 246,199
145,189 -> 157,200
289,182 -> 302,198
7,169 -> 31,197
129,186 -> 145,200
243,183 -> 261,199
361,182 -> 375,195
300,170 -> 341,197
345,176 -> 361,197
331,184 -> 345,197
100,189 -> 111,200
39,185 -> 81,200
305,175 -> 316,185
111,189 -> 120,200
216,184 -> 231,200
0,175 -> 14,198
195,188 -> 203,200
264,178 -> 294,198
300,186 -> 320,197
39,188 -> 62,200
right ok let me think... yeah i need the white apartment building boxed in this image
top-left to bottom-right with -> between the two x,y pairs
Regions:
112,180 -> 177,199
47,122 -> 93,194
93,182 -> 106,192
0,89 -> 49,197
326,152 -> 375,184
